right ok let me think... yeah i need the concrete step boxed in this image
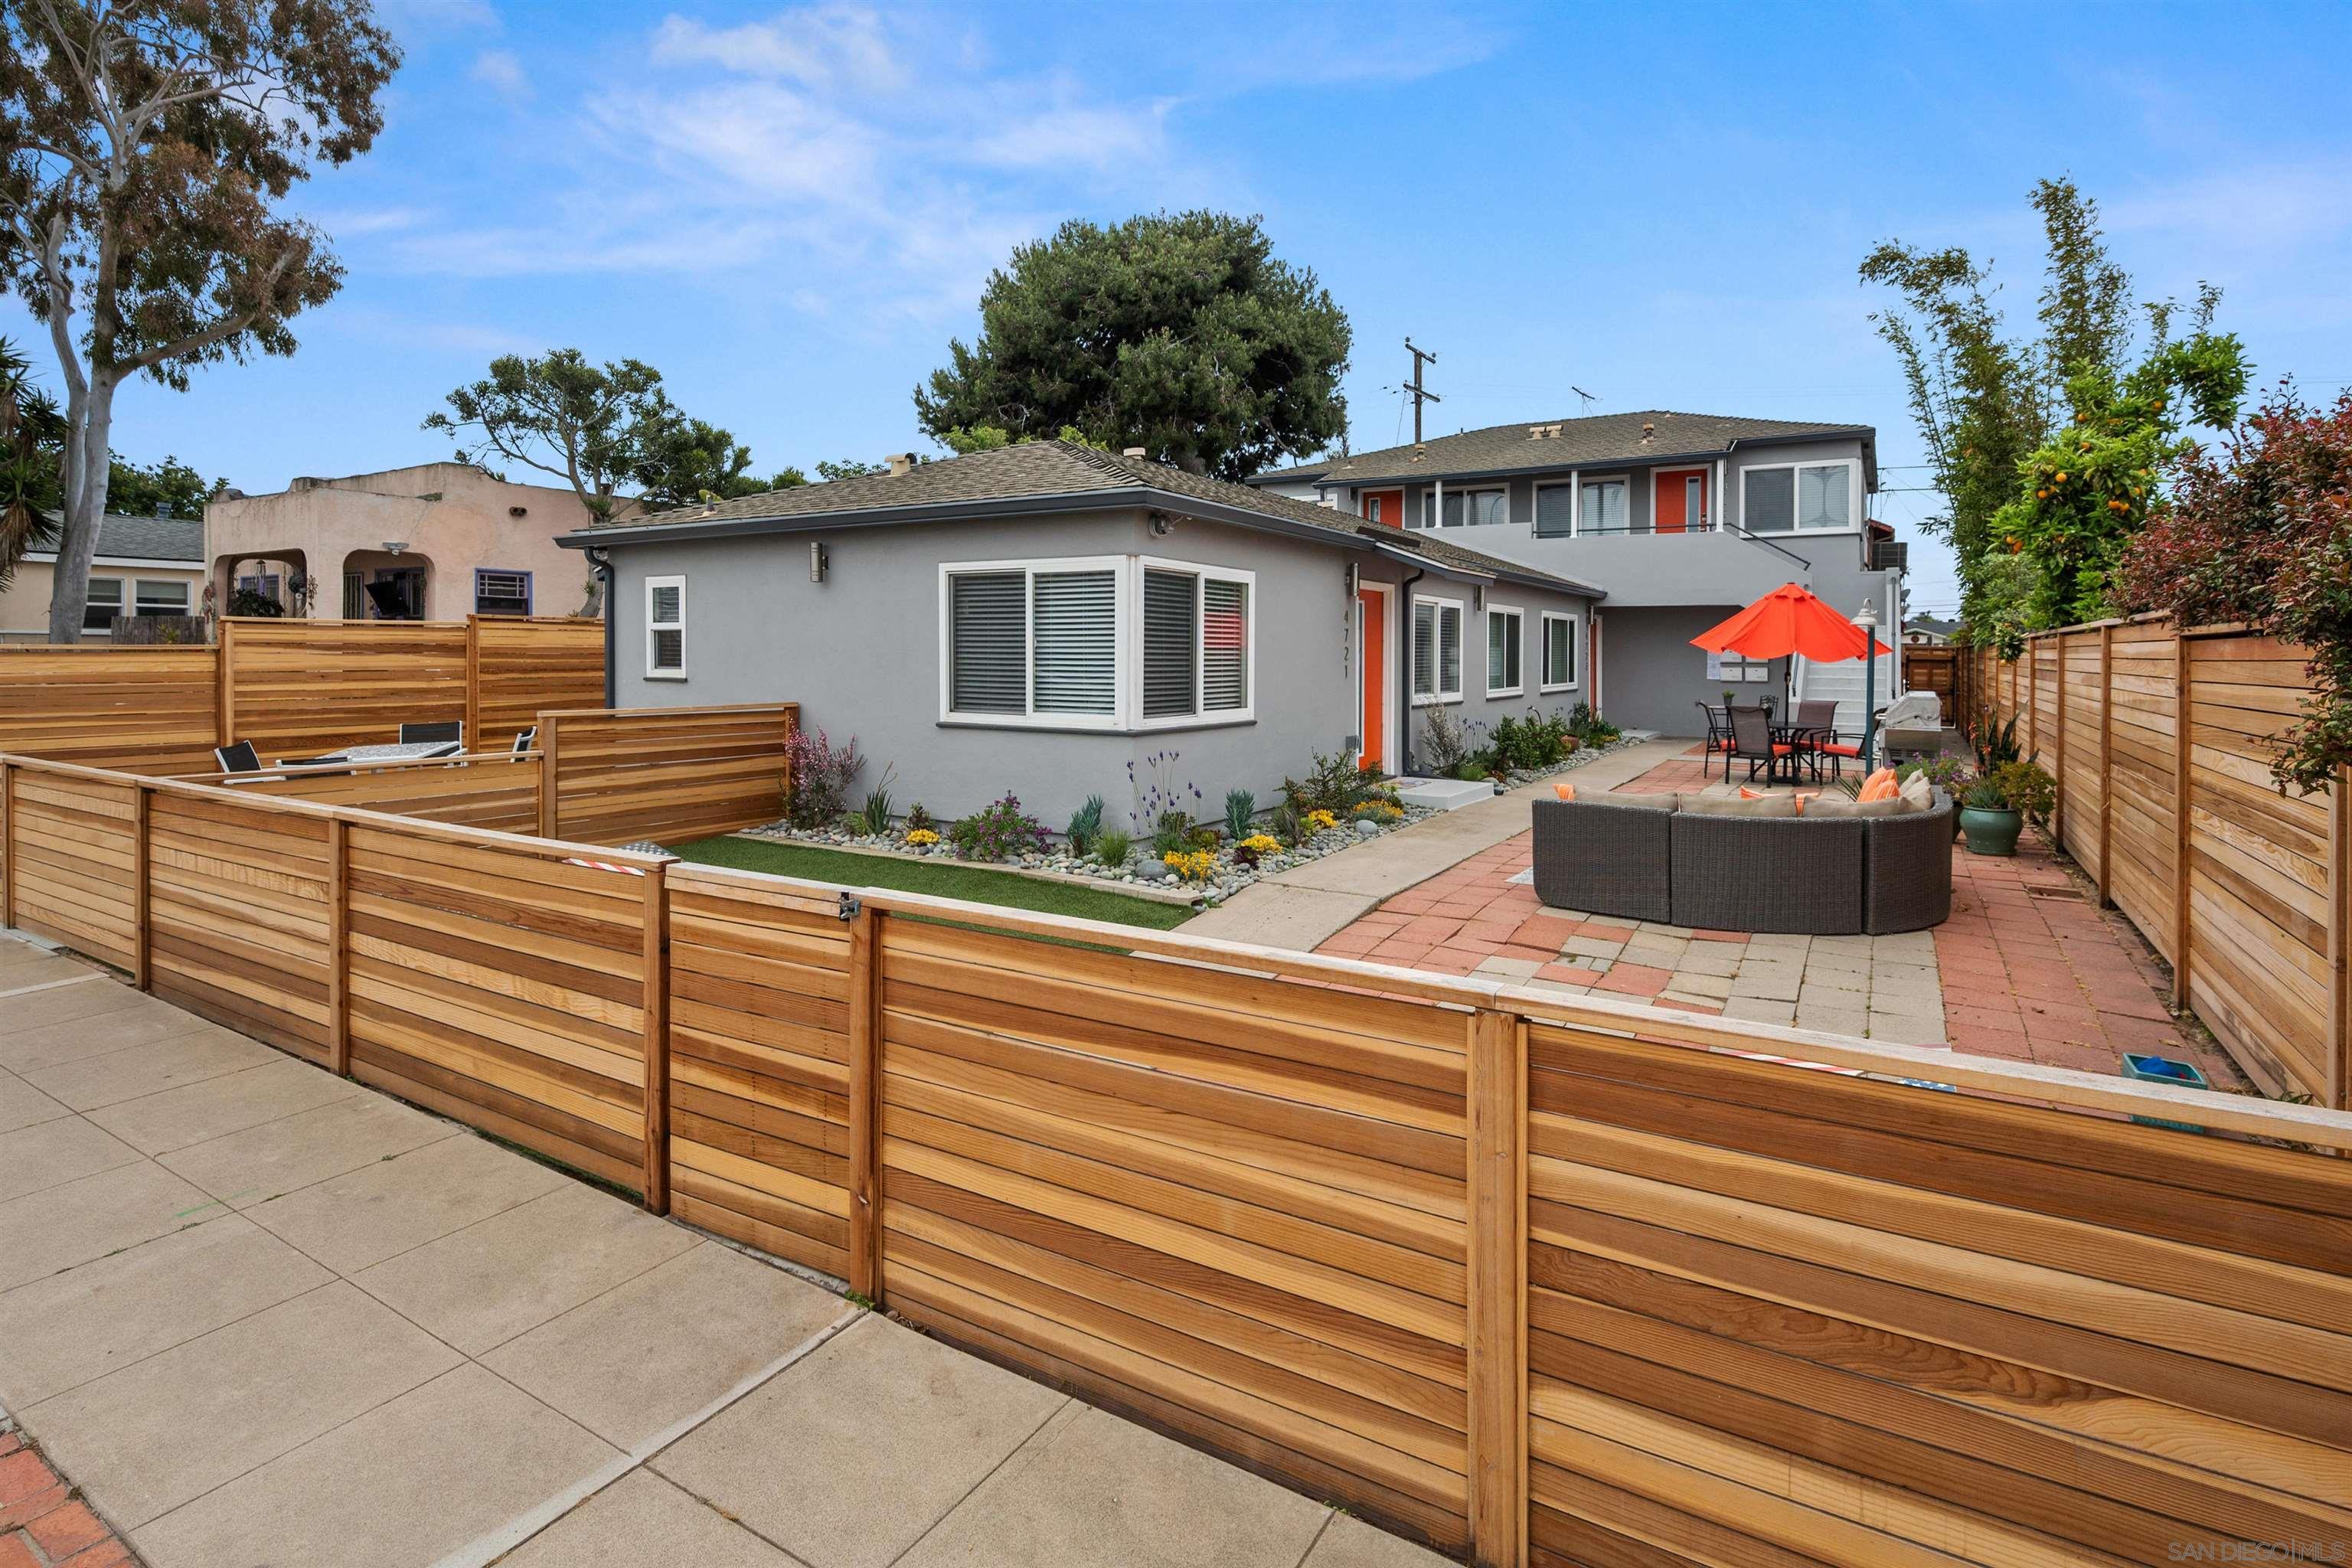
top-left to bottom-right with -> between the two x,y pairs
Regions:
1395,776 -> 1498,812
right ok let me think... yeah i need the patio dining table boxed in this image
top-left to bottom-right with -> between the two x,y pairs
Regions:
281,740 -> 463,766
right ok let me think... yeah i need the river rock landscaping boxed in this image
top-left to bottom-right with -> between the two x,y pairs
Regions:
742,737 -> 1639,905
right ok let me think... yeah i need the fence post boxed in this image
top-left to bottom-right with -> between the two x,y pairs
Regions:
132,783 -> 151,991
2172,630 -> 2194,1008
328,817 -> 351,1076
848,904 -> 884,1302
1465,1007 -> 1527,1568
2331,765 -> 2349,1113
2097,625 -> 2115,908
2053,634 -> 2069,851
642,860 -> 671,1214
465,616 -> 483,750
538,715 -> 560,840
1,759 -> 14,931
216,618 -> 236,747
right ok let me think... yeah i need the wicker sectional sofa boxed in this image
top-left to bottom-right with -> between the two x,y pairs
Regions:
1530,793 -> 1952,936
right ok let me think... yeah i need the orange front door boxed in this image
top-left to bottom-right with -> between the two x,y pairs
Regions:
1361,489 -> 1405,528
1655,469 -> 1709,534
1357,587 -> 1385,772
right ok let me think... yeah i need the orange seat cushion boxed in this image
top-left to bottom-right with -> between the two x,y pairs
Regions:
1553,782 -> 1576,801
1821,743 -> 1862,758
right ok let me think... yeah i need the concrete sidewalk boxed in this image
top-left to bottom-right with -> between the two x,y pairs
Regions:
0,933 -> 1441,1568
1183,737 -> 1690,951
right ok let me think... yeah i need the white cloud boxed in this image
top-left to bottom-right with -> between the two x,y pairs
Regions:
648,7 -> 903,92
469,48 -> 531,98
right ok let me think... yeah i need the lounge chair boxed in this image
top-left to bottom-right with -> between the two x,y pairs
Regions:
511,727 -> 537,755
398,721 -> 463,746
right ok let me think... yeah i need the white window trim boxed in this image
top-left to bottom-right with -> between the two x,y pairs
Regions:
1739,459 -> 1860,535
645,573 -> 687,681
1411,594 -> 1465,705
1485,602 -> 1524,698
937,555 -> 1130,732
1132,555 -> 1257,731
133,579 -> 191,614
1573,473 -> 1631,537
1539,611 -> 1581,693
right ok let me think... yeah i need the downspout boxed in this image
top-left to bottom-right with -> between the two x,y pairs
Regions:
1396,566 -> 1423,776
584,544 -> 615,709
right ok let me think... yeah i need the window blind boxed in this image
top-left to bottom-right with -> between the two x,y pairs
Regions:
1535,485 -> 1574,537
1579,479 -> 1628,533
1439,605 -> 1461,694
1142,569 -> 1199,719
1488,610 -> 1520,691
1744,469 -> 1795,533
1544,616 -> 1576,686
1413,602 -> 1437,695
1203,578 -> 1248,711
1031,570 -> 1116,714
648,578 -> 685,673
950,571 -> 1026,712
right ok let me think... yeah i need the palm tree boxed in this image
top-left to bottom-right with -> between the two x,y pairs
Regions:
0,338 -> 67,592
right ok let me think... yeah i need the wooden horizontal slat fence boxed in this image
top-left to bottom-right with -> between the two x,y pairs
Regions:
185,753 -> 544,835
0,617 -> 601,774
8,752 -> 2352,1567
468,615 -> 606,744
1969,616 -> 2347,1109
539,703 -> 796,846
0,646 -> 220,775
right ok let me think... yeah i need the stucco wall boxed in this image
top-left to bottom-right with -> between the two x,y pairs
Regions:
206,463 -> 599,620
1591,604 -> 1793,738
602,509 -> 1596,831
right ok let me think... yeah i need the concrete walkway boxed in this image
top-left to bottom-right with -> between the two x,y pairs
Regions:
1182,737 -> 1690,950
0,933 -> 1442,1568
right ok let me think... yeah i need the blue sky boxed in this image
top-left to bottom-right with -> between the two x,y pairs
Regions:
15,0 -> 2352,619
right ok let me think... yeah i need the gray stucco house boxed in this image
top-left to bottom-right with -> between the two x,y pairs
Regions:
562,442 -> 1605,829
1249,410 -> 1904,737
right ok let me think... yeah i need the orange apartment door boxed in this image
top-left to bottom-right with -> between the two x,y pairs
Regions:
1655,469 -> 1709,533
1357,586 -> 1386,772
1361,489 -> 1405,528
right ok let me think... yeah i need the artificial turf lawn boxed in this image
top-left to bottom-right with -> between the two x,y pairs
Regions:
665,835 -> 1197,930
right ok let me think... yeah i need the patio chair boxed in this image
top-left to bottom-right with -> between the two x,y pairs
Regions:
1694,702 -> 1734,763
1788,699 -> 1841,781
397,721 -> 463,746
511,727 -> 537,755
214,741 -> 263,774
1723,704 -> 1794,786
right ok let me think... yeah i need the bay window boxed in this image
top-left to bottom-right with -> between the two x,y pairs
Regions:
1413,596 -> 1463,703
1486,605 -> 1523,697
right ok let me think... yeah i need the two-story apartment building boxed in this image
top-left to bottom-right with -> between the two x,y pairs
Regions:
1248,410 -> 1904,737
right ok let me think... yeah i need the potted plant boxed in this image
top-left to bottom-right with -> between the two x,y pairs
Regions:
1958,760 -> 2054,857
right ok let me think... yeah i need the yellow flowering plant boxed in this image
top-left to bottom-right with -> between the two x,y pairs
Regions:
1162,849 -> 1218,883
903,828 -> 940,847
1240,834 -> 1282,854
1303,808 -> 1340,832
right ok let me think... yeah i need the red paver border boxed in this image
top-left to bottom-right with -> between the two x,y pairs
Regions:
0,1430 -> 138,1568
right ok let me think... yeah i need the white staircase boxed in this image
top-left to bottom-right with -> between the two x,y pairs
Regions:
1795,652 -> 1900,743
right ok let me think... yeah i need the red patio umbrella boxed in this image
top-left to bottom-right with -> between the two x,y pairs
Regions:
1690,582 -> 1892,713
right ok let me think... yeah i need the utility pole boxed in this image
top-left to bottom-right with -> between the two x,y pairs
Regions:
1404,339 -> 1441,443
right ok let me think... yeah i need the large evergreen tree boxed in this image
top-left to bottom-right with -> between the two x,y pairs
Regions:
915,211 -> 1351,480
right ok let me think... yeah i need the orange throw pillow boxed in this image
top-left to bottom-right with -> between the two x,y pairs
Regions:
1553,782 -> 1576,801
1857,767 -> 1899,802
1738,786 -> 1768,800
1794,792 -> 1818,815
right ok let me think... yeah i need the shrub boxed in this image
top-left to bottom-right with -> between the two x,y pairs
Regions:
783,728 -> 864,828
1067,794 -> 1105,854
1280,750 -> 1383,818
949,794 -> 1052,861
1491,708 -> 1570,772
1239,833 -> 1282,854
1973,715 -> 2021,773
1266,802 -> 1302,846
1566,702 -> 1620,746
1991,760 -> 2056,821
854,765 -> 897,835
1457,760 -> 1488,782
1093,828 -> 1132,867
1232,843 -> 1262,871
1897,755 -> 1974,797
1354,799 -> 1403,822
1223,789 -> 1255,841
904,802 -> 935,835
904,827 -> 940,848
1150,809 -> 1194,858
1417,707 -> 1481,774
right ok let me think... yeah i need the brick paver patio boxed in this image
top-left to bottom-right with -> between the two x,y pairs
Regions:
0,1426 -> 135,1568
1315,748 -> 2243,1082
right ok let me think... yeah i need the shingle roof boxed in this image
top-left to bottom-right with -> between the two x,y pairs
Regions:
573,441 -> 1606,598
31,513 -> 205,563
1250,410 -> 1873,488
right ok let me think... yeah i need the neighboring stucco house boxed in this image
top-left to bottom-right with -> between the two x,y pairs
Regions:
1247,410 -> 1906,737
205,462 -> 606,622
563,442 -> 1605,829
1,514 -> 205,643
